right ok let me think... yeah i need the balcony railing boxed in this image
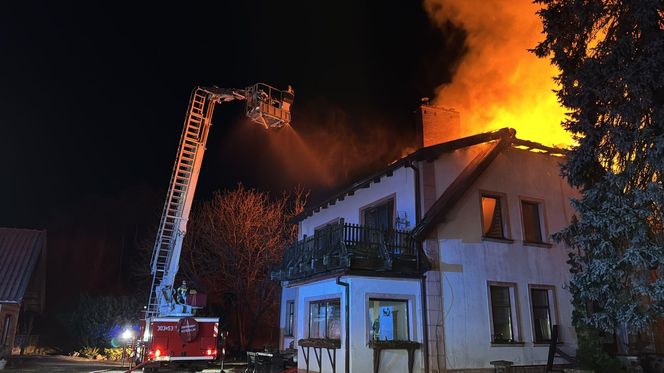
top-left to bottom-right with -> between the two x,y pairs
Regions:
272,220 -> 421,281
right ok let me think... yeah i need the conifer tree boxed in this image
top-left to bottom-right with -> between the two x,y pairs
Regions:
534,0 -> 664,351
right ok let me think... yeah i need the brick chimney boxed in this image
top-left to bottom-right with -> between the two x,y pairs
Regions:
416,98 -> 461,147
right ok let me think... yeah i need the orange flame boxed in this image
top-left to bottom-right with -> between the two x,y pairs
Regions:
424,0 -> 572,147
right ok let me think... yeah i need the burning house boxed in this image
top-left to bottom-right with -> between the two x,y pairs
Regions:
272,103 -> 579,372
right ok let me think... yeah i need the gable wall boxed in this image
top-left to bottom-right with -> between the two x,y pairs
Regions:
299,166 -> 417,238
436,147 -> 576,243
431,148 -> 579,369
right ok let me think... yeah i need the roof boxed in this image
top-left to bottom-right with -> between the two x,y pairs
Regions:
293,127 -> 566,223
0,228 -> 46,303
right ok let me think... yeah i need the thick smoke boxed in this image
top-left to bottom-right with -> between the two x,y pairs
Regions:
265,109 -> 414,189
424,0 -> 572,146
217,106 -> 414,192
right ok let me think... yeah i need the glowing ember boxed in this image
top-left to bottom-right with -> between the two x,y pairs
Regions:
424,0 -> 572,147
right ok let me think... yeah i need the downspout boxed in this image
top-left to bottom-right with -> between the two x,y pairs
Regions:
406,161 -> 430,373
336,276 -> 350,373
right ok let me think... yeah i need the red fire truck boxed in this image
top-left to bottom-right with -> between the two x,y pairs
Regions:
133,84 -> 293,372
137,316 -> 219,371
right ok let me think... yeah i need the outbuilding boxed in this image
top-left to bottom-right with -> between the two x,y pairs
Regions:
0,228 -> 47,355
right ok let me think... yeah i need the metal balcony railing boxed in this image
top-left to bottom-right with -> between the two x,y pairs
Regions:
273,220 -> 420,281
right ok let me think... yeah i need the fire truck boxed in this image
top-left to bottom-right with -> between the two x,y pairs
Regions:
134,84 -> 294,372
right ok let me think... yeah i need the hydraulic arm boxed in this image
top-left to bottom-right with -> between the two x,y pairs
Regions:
145,84 -> 293,318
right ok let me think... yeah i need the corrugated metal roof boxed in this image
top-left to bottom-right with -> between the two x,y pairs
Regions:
0,228 -> 46,303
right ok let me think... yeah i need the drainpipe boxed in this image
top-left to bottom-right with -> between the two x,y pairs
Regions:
405,161 -> 422,227
336,276 -> 350,373
406,161 -> 430,373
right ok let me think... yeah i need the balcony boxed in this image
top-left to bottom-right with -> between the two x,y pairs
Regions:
272,220 -> 426,282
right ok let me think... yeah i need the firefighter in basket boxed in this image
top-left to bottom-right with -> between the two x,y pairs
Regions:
177,280 -> 189,304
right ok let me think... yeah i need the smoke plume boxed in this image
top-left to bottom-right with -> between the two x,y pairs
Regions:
266,107 -> 414,189
424,0 -> 572,146
216,104 -> 415,193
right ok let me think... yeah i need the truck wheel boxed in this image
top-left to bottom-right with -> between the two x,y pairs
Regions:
143,367 -> 159,373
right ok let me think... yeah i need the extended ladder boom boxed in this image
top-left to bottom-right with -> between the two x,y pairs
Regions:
145,84 -> 293,318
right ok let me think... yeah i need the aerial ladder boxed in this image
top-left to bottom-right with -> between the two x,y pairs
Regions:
135,83 -> 293,372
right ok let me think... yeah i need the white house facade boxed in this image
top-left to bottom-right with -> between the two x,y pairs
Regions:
273,107 -> 578,372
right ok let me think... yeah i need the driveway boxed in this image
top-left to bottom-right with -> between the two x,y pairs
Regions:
4,355 -> 244,372
4,355 -> 123,372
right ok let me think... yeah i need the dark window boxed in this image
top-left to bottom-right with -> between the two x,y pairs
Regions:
309,299 -> 341,339
490,286 -> 514,343
522,201 -> 543,243
314,219 -> 339,252
286,301 -> 295,337
1,315 -> 11,346
363,199 -> 394,230
531,288 -> 553,342
369,299 -> 409,341
481,195 -> 505,239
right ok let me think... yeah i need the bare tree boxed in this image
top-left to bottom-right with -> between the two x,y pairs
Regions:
179,184 -> 306,350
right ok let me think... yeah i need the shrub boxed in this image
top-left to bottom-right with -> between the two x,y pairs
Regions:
576,327 -> 624,373
103,347 -> 124,361
78,346 -> 100,358
57,294 -> 143,350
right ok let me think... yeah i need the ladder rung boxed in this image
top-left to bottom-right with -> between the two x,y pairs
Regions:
181,151 -> 195,159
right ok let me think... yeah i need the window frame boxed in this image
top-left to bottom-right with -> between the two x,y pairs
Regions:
1,314 -> 11,346
519,197 -> 549,246
359,194 -> 396,230
313,217 -> 341,233
528,284 -> 559,344
479,191 -> 511,241
487,281 -> 522,344
285,300 -> 295,337
367,297 -> 411,342
307,298 -> 341,340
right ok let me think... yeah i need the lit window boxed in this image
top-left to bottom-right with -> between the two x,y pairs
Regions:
481,194 -> 506,239
521,200 -> 544,243
489,284 -> 520,343
309,299 -> 341,340
530,287 -> 556,343
286,300 -> 295,337
368,299 -> 409,341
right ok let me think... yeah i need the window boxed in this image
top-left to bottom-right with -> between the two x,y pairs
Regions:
530,287 -> 556,343
362,198 -> 394,230
368,299 -> 409,341
488,284 -> 520,343
481,194 -> 507,239
314,219 -> 340,252
309,299 -> 341,339
285,300 -> 295,337
521,200 -> 544,243
1,315 -> 10,346
314,218 -> 341,236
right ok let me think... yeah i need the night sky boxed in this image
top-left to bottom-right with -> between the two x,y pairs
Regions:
1,1 -> 465,304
